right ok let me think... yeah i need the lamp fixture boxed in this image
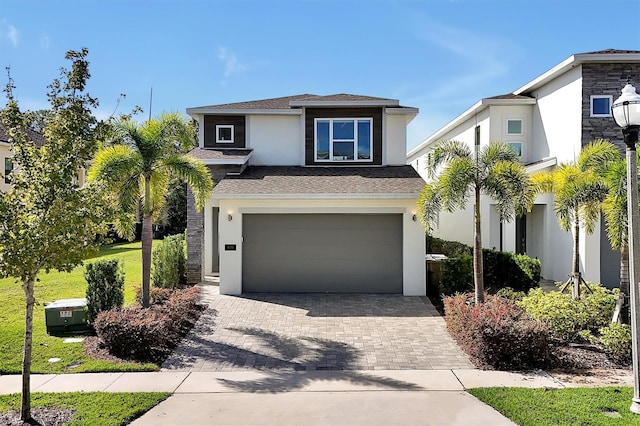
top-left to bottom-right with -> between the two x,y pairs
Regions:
227,214 -> 233,222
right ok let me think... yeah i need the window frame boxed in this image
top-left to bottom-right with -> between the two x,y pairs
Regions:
506,119 -> 523,136
590,95 -> 613,117
215,124 -> 234,144
507,141 -> 523,157
4,157 -> 13,184
314,117 -> 373,163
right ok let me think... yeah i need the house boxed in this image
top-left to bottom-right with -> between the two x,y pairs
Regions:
186,94 -> 426,295
408,49 -> 640,288
0,124 -> 46,191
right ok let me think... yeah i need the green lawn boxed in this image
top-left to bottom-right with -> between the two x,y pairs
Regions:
0,241 -> 157,374
469,386 -> 640,425
0,392 -> 170,425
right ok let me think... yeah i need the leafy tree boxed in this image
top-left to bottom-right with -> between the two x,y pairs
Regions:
418,140 -> 535,304
533,140 -> 619,300
159,178 -> 187,236
88,112 -> 213,307
26,109 -> 52,133
0,49 -> 113,422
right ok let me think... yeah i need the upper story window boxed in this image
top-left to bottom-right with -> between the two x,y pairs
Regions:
590,95 -> 612,117
4,158 -> 13,184
315,118 -> 372,162
216,124 -> 234,144
506,119 -> 523,135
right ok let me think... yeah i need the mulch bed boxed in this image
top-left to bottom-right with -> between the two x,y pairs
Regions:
0,408 -> 75,426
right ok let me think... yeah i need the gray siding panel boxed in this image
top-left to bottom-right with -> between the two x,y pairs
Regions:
242,214 -> 403,293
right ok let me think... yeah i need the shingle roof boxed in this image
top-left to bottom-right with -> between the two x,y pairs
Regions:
0,124 -> 46,148
212,166 -> 425,197
190,93 -> 401,110
580,49 -> 640,55
188,147 -> 253,161
485,93 -> 534,100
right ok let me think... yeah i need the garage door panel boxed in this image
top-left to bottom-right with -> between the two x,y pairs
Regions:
242,214 -> 403,293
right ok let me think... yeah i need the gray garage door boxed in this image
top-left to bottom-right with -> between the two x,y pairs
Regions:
242,214 -> 403,293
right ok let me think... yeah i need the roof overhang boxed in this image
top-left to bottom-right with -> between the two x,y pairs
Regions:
515,52 -> 640,95
525,157 -> 557,173
212,192 -> 420,200
289,100 -> 399,107
186,108 -> 302,117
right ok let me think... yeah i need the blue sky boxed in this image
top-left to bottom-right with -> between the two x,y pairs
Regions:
1,0 -> 639,151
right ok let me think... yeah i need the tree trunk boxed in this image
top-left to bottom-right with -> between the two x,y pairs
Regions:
141,175 -> 153,308
571,214 -> 581,300
20,274 -> 35,422
474,186 -> 484,304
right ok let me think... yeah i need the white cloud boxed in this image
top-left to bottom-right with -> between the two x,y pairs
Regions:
217,46 -> 247,78
7,25 -> 18,46
40,33 -> 50,49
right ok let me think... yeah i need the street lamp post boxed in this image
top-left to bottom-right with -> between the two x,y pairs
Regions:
612,78 -> 640,414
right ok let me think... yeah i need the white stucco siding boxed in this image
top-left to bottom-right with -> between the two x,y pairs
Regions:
246,115 -> 302,165
530,65 -> 583,164
384,114 -> 408,166
0,145 -> 11,192
209,198 -> 426,296
488,105 -> 533,163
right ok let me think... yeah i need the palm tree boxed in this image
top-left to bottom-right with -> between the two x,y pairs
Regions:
533,140 -> 619,300
89,112 -> 213,307
418,140 -> 535,304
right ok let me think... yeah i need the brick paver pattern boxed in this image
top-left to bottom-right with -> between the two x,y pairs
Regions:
162,284 -> 474,372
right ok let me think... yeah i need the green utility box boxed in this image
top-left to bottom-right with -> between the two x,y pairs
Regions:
45,298 -> 89,335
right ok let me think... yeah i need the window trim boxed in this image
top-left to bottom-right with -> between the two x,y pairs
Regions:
590,95 -> 613,117
215,124 -> 234,144
314,117 -> 373,163
506,119 -> 523,136
507,141 -> 523,157
4,157 -> 13,184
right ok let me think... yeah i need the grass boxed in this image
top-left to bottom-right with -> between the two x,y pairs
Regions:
0,392 -> 170,425
0,241 -> 158,374
469,386 -> 640,425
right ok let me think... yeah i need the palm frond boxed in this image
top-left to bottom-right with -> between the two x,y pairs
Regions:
437,157 -> 475,212
417,183 -> 442,233
160,154 -> 214,211
428,140 -> 472,178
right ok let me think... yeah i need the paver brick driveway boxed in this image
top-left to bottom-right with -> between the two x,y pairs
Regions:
163,283 -> 474,371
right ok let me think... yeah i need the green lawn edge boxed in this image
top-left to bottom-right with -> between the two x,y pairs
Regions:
469,386 -> 640,425
0,241 -> 158,374
0,392 -> 171,425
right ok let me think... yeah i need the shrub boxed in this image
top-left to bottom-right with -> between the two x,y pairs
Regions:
496,287 -> 526,301
85,259 -> 125,325
427,236 -> 472,257
152,233 -> 186,289
135,286 -> 174,305
439,254 -> 474,295
95,286 -> 203,363
599,323 -> 631,360
483,249 -> 540,293
518,284 -> 617,342
444,293 -> 550,369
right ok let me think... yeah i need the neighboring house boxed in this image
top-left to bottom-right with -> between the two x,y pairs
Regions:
186,94 -> 426,295
408,49 -> 640,288
0,124 -> 46,192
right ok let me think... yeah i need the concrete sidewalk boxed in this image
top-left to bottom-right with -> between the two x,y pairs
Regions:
0,368 -> 593,426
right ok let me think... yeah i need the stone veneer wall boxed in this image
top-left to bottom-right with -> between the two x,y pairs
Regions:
186,164 -> 241,283
582,62 -> 640,150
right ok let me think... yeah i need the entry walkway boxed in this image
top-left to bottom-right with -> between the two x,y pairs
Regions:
162,283 -> 474,372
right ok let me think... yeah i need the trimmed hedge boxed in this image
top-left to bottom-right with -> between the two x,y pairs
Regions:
85,260 -> 125,325
152,233 -> 186,289
94,286 -> 203,363
428,236 -> 541,296
444,293 -> 551,369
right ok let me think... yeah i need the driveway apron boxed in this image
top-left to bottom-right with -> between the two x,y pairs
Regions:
162,283 -> 474,371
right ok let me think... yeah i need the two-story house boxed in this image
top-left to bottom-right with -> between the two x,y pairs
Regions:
408,49 -> 640,288
0,125 -> 46,191
186,94 -> 426,295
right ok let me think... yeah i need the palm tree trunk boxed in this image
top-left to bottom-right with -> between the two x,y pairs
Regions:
141,175 -> 153,308
474,186 -> 484,304
20,274 -> 35,421
571,214 -> 581,300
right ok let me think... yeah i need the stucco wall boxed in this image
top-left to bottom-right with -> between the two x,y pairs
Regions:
246,115 -> 303,165
384,113 -> 409,166
209,197 -> 426,296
